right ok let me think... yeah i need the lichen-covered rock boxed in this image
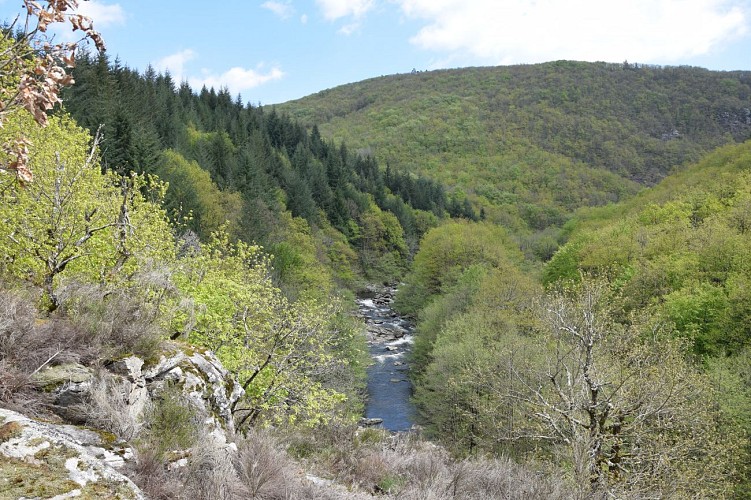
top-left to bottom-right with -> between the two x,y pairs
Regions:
30,342 -> 243,438
141,344 -> 244,435
0,408 -> 144,499
31,363 -> 95,423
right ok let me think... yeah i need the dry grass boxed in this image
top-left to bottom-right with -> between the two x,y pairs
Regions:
57,281 -> 164,360
278,427 -> 572,499
0,281 -> 165,413
77,375 -> 142,441
126,447 -> 187,500
0,287 -> 92,413
234,429 -> 293,499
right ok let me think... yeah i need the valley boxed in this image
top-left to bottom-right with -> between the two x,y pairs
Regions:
1,5 -> 750,496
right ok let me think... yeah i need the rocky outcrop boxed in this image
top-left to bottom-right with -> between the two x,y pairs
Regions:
0,407 -> 145,499
31,342 -> 243,438
0,342 -> 245,498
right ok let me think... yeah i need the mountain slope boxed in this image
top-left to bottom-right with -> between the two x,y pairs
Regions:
276,61 -> 751,234
545,139 -> 751,355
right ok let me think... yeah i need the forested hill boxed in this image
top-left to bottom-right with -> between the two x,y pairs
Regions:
62,54 -> 466,291
276,61 -> 751,236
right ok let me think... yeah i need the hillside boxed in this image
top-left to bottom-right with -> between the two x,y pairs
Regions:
276,61 -> 751,236
60,54 -> 466,292
391,140 -> 751,497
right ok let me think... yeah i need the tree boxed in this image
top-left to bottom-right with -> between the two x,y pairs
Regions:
1,0 -> 105,181
156,149 -> 243,239
172,230 -> 351,429
0,114 -> 173,310
485,278 -> 735,497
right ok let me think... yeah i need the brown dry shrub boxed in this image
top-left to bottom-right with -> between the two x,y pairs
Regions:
234,429 -> 299,499
0,286 -> 95,409
126,447 -> 185,500
57,282 -> 164,360
325,430 -> 572,500
77,375 -> 141,441
172,432 -> 245,500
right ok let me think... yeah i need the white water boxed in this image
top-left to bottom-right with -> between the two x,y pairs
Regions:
358,288 -> 416,431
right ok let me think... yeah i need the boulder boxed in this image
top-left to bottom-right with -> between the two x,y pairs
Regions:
359,417 -> 383,426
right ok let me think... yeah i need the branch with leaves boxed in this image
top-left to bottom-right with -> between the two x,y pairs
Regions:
1,0 -> 105,182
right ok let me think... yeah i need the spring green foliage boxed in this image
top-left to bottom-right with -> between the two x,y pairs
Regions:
539,141 -> 751,495
3,40 -> 750,495
407,268 -> 736,496
155,149 -> 244,239
0,108 -> 366,430
62,54 -> 463,287
399,181 -> 744,494
0,113 -> 174,308
545,141 -> 751,356
278,62 -> 751,248
394,220 -> 523,315
172,229 -> 355,427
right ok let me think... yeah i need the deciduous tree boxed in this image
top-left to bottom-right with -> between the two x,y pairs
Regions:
1,0 -> 105,181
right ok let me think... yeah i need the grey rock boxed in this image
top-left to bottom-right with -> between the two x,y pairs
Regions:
0,408 -> 145,498
359,417 -> 383,426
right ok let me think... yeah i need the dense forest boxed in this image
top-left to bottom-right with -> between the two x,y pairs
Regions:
391,137 -> 751,498
2,5 -> 751,497
278,62 -> 751,257
61,54 -> 478,293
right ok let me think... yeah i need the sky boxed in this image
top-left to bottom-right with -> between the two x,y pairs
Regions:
1,0 -> 751,105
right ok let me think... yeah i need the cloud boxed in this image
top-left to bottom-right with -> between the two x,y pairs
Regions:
316,0 -> 375,21
152,51 -> 284,98
338,22 -> 362,35
395,0 -> 749,65
301,14 -> 309,24
189,65 -> 285,97
261,1 -> 295,20
74,1 -> 126,27
154,49 -> 196,83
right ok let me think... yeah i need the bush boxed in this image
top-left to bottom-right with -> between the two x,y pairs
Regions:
140,384 -> 201,459
59,282 -> 165,360
0,286 -> 94,410
78,375 -> 141,441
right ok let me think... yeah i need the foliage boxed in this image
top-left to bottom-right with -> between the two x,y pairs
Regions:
395,220 -> 523,315
544,141 -> 751,356
278,62 -> 751,241
413,275 -> 736,497
171,229 -> 354,428
0,0 -> 105,181
61,54 -> 463,286
156,148 -> 243,239
0,113 -> 174,309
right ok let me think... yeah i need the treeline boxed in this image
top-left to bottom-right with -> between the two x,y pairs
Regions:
62,54 -> 467,289
395,141 -> 751,497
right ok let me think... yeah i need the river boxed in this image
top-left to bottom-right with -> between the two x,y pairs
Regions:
357,286 -> 417,432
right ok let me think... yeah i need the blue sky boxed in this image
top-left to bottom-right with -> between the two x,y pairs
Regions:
2,0 -> 751,104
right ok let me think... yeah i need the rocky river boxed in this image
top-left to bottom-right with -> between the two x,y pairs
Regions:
357,286 -> 417,432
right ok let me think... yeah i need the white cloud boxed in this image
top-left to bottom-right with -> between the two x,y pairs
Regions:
338,22 -> 362,35
189,65 -> 285,96
394,0 -> 749,65
261,1 -> 295,20
74,1 -> 126,27
301,13 -> 309,24
152,51 -> 284,98
154,49 -> 196,83
316,0 -> 375,20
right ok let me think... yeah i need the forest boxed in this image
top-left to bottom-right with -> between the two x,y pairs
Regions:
1,3 -> 751,498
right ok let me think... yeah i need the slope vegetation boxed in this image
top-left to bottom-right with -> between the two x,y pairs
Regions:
277,61 -> 751,235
